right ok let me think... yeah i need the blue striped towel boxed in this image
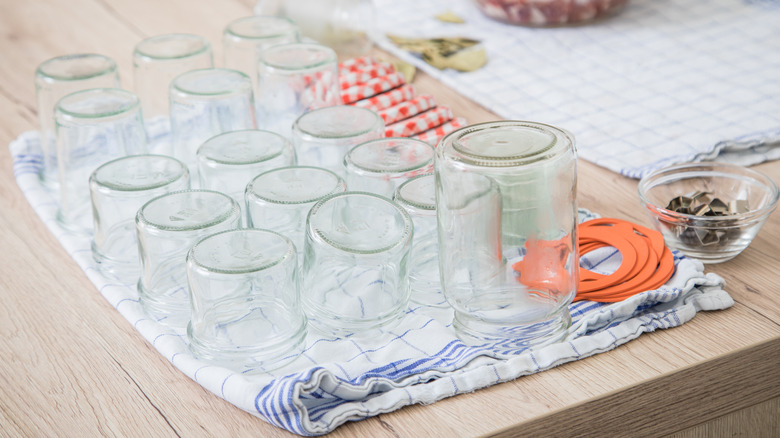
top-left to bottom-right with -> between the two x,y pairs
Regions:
10,131 -> 733,435
372,0 -> 780,179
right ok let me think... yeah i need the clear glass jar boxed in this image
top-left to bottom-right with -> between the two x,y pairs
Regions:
36,53 -> 120,189
169,68 -> 257,182
186,229 -> 307,372
435,121 -> 578,353
90,154 -> 190,282
344,138 -> 434,197
256,43 -> 339,138
55,88 -> 147,234
136,190 -> 242,327
292,105 -> 384,174
245,165 -> 347,266
196,129 -> 296,213
393,174 -> 445,307
223,16 -> 299,82
133,34 -> 213,122
301,191 -> 413,336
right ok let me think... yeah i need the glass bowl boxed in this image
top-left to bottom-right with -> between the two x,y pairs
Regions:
473,0 -> 629,27
638,162 -> 779,264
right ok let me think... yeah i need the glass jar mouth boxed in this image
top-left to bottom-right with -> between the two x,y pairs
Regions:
441,120 -> 575,167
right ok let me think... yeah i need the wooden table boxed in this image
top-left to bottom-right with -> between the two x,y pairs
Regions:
1,0 -> 778,436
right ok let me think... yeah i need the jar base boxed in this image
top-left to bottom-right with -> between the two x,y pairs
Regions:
452,308 -> 571,356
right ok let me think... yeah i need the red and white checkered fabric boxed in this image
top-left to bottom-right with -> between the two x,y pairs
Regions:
337,57 -> 468,142
302,69 -> 337,88
413,117 -> 468,146
385,106 -> 454,138
338,56 -> 378,75
341,72 -> 406,104
351,84 -> 416,112
340,63 -> 396,90
377,95 -> 436,125
299,70 -> 340,110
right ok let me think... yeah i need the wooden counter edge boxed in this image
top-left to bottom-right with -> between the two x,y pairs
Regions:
482,335 -> 780,438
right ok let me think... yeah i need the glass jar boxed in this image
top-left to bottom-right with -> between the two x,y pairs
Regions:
435,121 -> 578,353
393,174 -> 445,307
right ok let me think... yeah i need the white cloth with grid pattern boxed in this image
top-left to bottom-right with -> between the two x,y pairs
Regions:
10,130 -> 733,436
372,0 -> 780,178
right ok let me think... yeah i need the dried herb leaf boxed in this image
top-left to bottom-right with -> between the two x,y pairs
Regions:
387,34 -> 487,72
423,45 -> 487,72
386,35 -> 428,53
435,11 -> 466,23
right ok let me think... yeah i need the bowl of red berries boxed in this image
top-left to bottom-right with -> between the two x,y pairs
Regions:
473,0 -> 629,27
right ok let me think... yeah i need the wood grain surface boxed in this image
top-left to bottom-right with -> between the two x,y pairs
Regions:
1,0 -> 778,436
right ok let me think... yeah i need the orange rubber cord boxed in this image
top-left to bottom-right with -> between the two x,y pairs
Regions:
512,217 -> 676,303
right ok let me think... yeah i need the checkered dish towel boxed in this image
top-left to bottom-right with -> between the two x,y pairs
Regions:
372,0 -> 780,179
11,132 -> 733,436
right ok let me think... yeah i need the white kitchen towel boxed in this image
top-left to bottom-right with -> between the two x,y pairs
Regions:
371,0 -> 780,179
10,131 -> 733,436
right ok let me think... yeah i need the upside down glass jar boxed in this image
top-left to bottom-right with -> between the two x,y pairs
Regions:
435,121 -> 578,354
